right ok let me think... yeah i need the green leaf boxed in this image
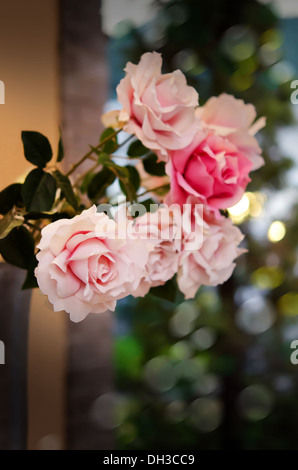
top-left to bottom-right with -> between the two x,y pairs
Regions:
51,211 -> 72,222
22,255 -> 38,289
96,152 -> 111,165
0,212 -> 23,239
87,167 -> 116,201
80,172 -> 95,194
52,170 -> 78,210
143,153 -> 166,176
0,183 -> 23,215
57,130 -> 64,162
104,139 -> 118,154
22,269 -> 38,289
100,127 -> 116,142
140,198 -> 157,213
119,165 -> 140,199
149,278 -> 177,302
153,183 -> 170,196
24,211 -> 57,220
21,131 -> 53,168
22,169 -> 57,212
0,226 -> 35,269
105,161 -> 129,180
100,127 -> 118,153
127,139 -> 148,157
126,165 -> 140,191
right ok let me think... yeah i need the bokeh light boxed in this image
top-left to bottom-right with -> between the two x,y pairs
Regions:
269,61 -> 295,85
165,400 -> 186,423
170,301 -> 199,338
221,26 -> 256,61
175,358 -> 205,382
251,266 -> 284,290
228,192 -> 266,224
194,373 -> 220,396
189,398 -> 223,433
238,385 -> 274,421
278,292 -> 298,316
173,49 -> 199,74
236,296 -> 275,334
117,422 -> 137,446
191,327 -> 216,351
90,393 -> 129,430
228,194 -> 250,223
38,434 -> 62,450
267,221 -> 286,242
143,357 -> 176,392
169,340 -> 192,360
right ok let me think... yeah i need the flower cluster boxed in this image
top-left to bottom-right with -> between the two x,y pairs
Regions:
34,52 -> 264,321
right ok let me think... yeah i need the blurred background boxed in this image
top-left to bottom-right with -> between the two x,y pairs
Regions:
1,0 -> 298,450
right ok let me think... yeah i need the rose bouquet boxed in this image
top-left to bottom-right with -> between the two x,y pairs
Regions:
0,52 -> 265,322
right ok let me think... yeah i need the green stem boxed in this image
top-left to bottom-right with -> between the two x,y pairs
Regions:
138,184 -> 170,198
66,128 -> 122,177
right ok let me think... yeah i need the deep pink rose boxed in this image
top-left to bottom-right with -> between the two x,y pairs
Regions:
177,198 -> 245,299
166,131 -> 253,209
166,93 -> 265,209
117,52 -> 200,162
35,206 -> 149,322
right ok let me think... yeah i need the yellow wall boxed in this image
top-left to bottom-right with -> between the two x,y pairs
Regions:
0,0 -> 66,450
0,1 -> 59,184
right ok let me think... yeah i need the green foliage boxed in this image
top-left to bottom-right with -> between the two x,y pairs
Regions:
100,127 -> 118,153
95,159 -> 139,202
149,278 -> 178,303
0,183 -> 23,215
141,198 -> 157,213
0,211 -> 23,239
52,170 -> 78,210
57,130 -> 64,162
127,140 -> 148,157
115,336 -> 144,379
87,167 -> 116,201
0,226 -> 35,270
143,153 -> 166,176
22,169 -> 57,212
22,256 -> 38,290
119,165 -> 140,199
96,151 -> 111,165
80,171 -> 95,194
21,131 -> 53,168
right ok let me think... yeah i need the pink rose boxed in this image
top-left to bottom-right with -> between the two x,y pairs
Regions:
177,199 -> 245,299
166,94 -> 265,209
196,93 -> 265,171
166,131 -> 253,209
117,52 -> 200,162
35,206 -> 149,322
132,207 -> 180,296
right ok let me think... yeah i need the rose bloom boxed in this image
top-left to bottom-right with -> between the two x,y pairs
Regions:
132,206 -> 180,295
166,94 -> 265,209
35,206 -> 149,322
117,52 -> 200,162
197,93 -> 266,171
177,198 -> 245,299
